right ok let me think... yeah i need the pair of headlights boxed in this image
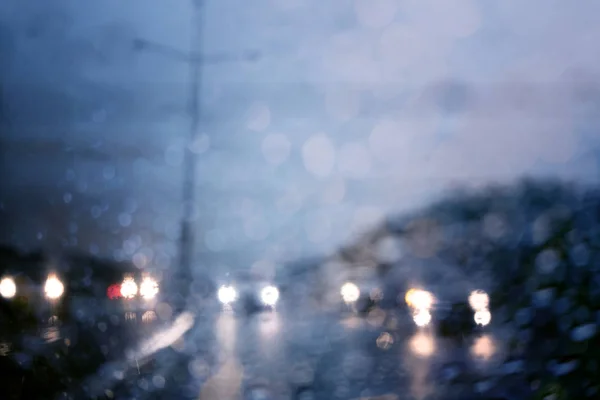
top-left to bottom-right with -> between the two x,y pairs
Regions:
468,289 -> 492,326
0,275 -> 65,300
217,284 -> 280,307
405,289 -> 435,327
119,277 -> 159,300
406,288 -> 492,327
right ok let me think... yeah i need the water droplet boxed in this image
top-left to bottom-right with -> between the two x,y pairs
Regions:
536,249 -> 560,274
190,134 -> 210,154
103,165 -> 116,180
244,216 -> 270,241
350,207 -> 384,235
571,324 -> 597,342
571,243 -> 590,267
204,229 -> 226,251
302,134 -> 336,178
91,206 -> 102,219
355,0 -> 398,29
375,236 -> 403,264
92,109 -> 107,123
188,358 -> 210,378
90,244 -> 99,255
138,378 -> 149,391
261,133 -> 291,165
322,178 -> 346,205
152,375 -> 165,389
119,213 -> 132,227
532,215 -> 551,244
165,144 -> 184,167
66,169 -> 76,181
305,211 -> 332,243
337,142 -> 371,178
125,198 -> 138,214
532,288 -> 555,307
325,86 -> 360,121
483,213 -> 506,239
376,332 -> 394,350
246,102 -> 271,132
133,252 -> 148,268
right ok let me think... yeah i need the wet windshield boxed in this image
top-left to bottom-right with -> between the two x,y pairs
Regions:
1,1 -> 600,399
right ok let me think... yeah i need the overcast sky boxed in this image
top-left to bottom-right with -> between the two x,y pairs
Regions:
1,0 -> 599,275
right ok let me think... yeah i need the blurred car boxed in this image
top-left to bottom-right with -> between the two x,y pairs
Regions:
338,280 -> 382,314
61,262 -> 163,324
0,271 -> 67,324
402,287 -> 492,337
216,271 -> 280,314
103,273 -> 162,322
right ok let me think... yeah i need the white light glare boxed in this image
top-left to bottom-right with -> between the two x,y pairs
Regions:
44,275 -> 65,300
140,277 -> 159,300
218,285 -> 238,304
469,290 -> 490,311
413,309 -> 432,327
120,277 -> 138,299
261,285 -> 280,306
341,282 -> 360,303
474,310 -> 492,326
0,277 -> 17,299
405,288 -> 435,310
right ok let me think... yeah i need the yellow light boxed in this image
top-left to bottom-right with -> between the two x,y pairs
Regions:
405,288 -> 434,310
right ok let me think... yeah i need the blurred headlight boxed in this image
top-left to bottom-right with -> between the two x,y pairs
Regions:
120,277 -> 138,299
341,282 -> 360,303
217,285 -> 238,304
413,309 -> 432,327
0,277 -> 17,299
474,310 -> 492,326
405,288 -> 435,310
260,285 -> 279,306
44,275 -> 64,300
140,277 -> 159,300
468,290 -> 490,311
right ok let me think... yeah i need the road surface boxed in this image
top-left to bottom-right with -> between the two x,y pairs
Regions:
1,303 -> 509,400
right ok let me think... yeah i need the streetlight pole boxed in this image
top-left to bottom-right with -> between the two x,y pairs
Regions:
178,1 -> 203,311
132,1 -> 261,312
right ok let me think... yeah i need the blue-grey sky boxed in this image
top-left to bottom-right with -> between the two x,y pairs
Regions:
1,0 -> 599,275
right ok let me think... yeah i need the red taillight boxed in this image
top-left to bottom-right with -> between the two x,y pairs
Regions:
107,284 -> 121,300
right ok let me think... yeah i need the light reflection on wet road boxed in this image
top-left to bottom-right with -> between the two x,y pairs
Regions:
1,307 -> 504,400
0,317 -> 65,355
199,311 -> 243,400
203,310 -> 504,400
